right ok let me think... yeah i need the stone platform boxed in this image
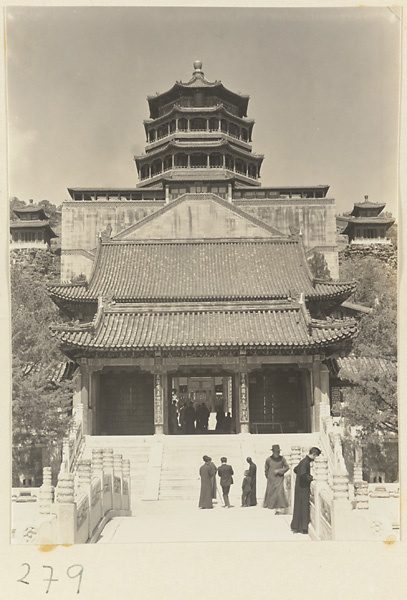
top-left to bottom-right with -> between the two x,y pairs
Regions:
96,499 -> 311,544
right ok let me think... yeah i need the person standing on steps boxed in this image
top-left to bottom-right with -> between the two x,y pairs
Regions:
199,455 -> 216,509
291,447 -> 321,534
217,457 -> 234,508
246,457 -> 257,506
263,444 -> 289,514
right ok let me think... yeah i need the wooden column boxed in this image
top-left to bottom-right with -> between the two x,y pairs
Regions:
238,352 -> 250,433
79,361 -> 91,435
312,359 -> 330,432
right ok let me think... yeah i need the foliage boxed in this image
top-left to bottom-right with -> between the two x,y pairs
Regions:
9,196 -> 26,220
339,255 -> 397,359
308,251 -> 332,280
333,363 -> 397,443
11,258 -> 72,476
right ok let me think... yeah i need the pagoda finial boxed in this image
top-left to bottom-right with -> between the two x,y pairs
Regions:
364,195 -> 369,202
193,60 -> 204,76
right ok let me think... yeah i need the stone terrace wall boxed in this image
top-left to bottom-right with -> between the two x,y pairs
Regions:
339,244 -> 397,270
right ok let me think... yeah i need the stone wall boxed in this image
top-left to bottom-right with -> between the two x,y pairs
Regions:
235,198 -> 339,278
339,244 -> 397,270
61,201 -> 164,280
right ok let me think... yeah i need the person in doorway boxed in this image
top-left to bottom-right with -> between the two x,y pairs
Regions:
199,455 -> 217,509
223,411 -> 233,433
263,444 -> 289,513
217,457 -> 234,508
169,400 -> 179,434
200,403 -> 210,433
246,457 -> 257,506
291,447 -> 321,534
241,470 -> 252,507
184,401 -> 196,434
215,406 -> 225,432
179,402 -> 186,434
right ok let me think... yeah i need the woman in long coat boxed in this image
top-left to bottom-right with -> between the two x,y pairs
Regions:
263,445 -> 289,512
291,447 -> 321,534
199,456 -> 216,508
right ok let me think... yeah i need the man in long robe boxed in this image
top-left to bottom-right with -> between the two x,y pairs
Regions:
246,457 -> 257,506
291,447 -> 321,534
263,444 -> 289,512
199,455 -> 216,509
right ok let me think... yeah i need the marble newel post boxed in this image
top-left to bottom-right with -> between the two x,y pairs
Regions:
238,351 -> 250,433
154,353 -> 165,434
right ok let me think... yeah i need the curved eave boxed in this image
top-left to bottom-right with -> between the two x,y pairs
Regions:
134,140 -> 264,164
143,104 -> 255,129
147,82 -> 249,118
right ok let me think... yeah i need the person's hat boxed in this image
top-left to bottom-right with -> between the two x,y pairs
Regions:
271,444 -> 280,451
203,455 -> 210,461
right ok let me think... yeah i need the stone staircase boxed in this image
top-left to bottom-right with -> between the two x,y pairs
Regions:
82,433 -> 319,509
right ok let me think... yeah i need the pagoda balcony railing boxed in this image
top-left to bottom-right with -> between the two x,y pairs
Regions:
351,238 -> 392,245
146,130 -> 252,150
139,166 -> 259,182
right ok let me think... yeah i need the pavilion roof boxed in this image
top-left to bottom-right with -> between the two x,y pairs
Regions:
147,64 -> 250,119
51,301 -> 357,354
48,238 -> 355,305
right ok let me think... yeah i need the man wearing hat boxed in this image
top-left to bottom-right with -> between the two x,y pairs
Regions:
263,444 -> 289,513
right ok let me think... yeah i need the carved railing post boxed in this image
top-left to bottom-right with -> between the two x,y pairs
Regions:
354,481 -> 369,510
77,459 -> 92,539
102,448 -> 114,514
39,467 -> 54,516
311,454 -> 329,539
92,448 -> 104,514
55,472 -> 75,544
122,459 -> 131,512
113,454 -> 123,510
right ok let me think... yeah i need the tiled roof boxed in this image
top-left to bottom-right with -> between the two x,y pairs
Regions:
48,239 -> 355,304
330,356 -> 396,380
10,220 -> 52,229
51,302 -> 357,353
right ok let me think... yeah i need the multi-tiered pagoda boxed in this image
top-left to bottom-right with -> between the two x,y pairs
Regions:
51,62 -> 356,437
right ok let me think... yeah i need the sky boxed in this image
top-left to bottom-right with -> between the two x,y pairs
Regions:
5,6 -> 402,216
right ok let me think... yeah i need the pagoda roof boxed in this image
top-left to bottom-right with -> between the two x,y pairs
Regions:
13,205 -> 48,219
51,301 -> 357,355
135,139 -> 264,163
143,103 -> 255,126
147,62 -> 249,119
49,238 -> 355,305
342,216 -> 395,235
351,200 -> 386,216
10,220 -> 57,237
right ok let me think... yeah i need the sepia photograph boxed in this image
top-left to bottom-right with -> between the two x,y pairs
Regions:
5,5 -> 401,551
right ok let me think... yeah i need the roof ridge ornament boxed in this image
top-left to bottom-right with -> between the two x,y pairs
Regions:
193,60 -> 204,77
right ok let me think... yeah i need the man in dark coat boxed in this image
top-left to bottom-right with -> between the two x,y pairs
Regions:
217,457 -> 234,508
199,455 -> 217,509
291,447 -> 321,534
246,457 -> 257,506
184,402 -> 196,434
200,403 -> 210,432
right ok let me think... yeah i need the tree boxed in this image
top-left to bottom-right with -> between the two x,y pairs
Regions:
11,258 -> 72,484
339,255 -> 397,359
334,363 -> 397,442
308,251 -> 331,280
9,197 -> 26,220
38,199 -> 61,228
